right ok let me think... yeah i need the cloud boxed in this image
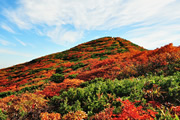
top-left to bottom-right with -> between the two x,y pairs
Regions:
0,39 -> 11,45
47,26 -> 83,45
4,9 -> 32,29
0,39 -> 15,46
15,38 -> 26,46
1,24 -> 15,33
125,24 -> 180,49
0,48 -> 33,57
3,0 -> 180,46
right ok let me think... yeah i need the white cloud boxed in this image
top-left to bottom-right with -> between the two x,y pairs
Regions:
47,26 -> 83,45
1,24 -> 15,33
125,24 -> 180,49
0,48 -> 33,57
15,38 -> 26,46
4,9 -> 32,29
0,39 -> 15,46
0,39 -> 10,45
3,0 -> 180,46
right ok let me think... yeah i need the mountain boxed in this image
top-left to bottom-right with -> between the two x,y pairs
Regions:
0,37 -> 179,120
0,37 -> 146,93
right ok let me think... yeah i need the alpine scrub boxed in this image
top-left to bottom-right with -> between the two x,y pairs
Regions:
0,37 -> 179,119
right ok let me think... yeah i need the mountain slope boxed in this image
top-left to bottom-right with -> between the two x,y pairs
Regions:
0,37 -> 146,93
0,37 -> 179,119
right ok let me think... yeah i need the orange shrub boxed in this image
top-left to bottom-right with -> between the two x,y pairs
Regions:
40,112 -> 61,120
0,93 -> 48,119
62,110 -> 87,120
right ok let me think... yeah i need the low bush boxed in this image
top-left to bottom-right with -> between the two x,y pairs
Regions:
50,72 -> 180,117
0,109 -> 7,120
56,67 -> 64,73
50,74 -> 65,83
71,63 -> 86,70
68,74 -> 78,79
0,91 -> 14,98
117,48 -> 128,53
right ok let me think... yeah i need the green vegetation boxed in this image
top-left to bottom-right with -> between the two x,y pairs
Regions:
91,51 -> 112,58
50,71 -> 180,117
50,73 -> 65,83
17,85 -> 42,94
0,109 -> 7,120
54,53 -> 64,59
29,67 -> 53,75
71,63 -> 86,70
55,51 -> 80,61
68,74 -> 78,79
100,56 -> 108,60
117,48 -> 128,53
0,91 -> 14,98
107,46 -> 116,50
56,67 -> 64,73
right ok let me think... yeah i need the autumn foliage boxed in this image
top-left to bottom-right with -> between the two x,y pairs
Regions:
0,37 -> 179,119
0,93 -> 48,119
92,98 -> 158,120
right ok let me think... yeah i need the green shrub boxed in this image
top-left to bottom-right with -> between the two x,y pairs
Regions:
50,74 -> 65,83
90,53 -> 97,58
0,109 -> 7,120
56,67 -> 64,73
71,63 -> 86,70
91,52 -> 109,58
17,85 -> 40,94
0,91 -> 14,98
100,56 -> 108,60
50,72 -> 180,117
107,46 -> 116,50
117,48 -> 128,53
111,43 -> 118,46
62,52 -> 79,61
68,74 -> 78,79
50,78 -> 138,116
69,57 -> 79,62
54,53 -> 64,59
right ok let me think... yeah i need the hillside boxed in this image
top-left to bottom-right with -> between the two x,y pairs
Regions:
0,37 -> 180,120
0,37 -> 146,94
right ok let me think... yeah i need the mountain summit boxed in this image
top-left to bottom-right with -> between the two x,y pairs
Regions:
50,37 -> 146,61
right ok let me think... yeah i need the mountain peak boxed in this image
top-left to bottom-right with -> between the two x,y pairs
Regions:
70,37 -> 145,52
48,37 -> 146,62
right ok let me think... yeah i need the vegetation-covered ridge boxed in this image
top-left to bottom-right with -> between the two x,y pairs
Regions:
0,36 -> 179,119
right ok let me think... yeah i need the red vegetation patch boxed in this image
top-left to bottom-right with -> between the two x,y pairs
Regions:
36,79 -> 84,97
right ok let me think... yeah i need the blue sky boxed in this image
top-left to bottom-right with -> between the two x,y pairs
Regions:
0,0 -> 180,69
